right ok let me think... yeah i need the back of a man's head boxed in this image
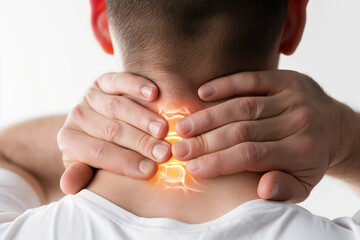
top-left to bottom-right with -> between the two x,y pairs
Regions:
105,0 -> 289,80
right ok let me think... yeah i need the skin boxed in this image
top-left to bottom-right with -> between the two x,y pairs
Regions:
58,73 -> 172,194
174,71 -> 351,201
60,0 -> 327,202
1,0 -> 360,210
57,0 -> 356,204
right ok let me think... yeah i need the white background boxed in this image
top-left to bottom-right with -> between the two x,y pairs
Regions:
1,0 -> 360,219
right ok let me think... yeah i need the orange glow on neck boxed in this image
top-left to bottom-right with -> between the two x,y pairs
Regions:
150,109 -> 202,192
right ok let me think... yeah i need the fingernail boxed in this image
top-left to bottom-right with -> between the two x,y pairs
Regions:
141,86 -> 154,99
152,144 -> 169,161
149,121 -> 163,136
173,141 -> 190,158
186,160 -> 200,172
199,85 -> 215,98
176,119 -> 192,135
269,182 -> 279,199
139,160 -> 155,174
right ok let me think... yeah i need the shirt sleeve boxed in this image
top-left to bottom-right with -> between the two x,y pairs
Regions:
0,168 -> 41,223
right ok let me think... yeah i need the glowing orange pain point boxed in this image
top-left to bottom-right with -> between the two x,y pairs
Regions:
150,109 -> 203,192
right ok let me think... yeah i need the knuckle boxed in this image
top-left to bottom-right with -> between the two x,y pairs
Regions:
246,72 -> 262,90
237,98 -> 258,119
206,152 -> 223,175
97,73 -> 108,83
290,73 -> 306,90
137,134 -> 152,153
57,128 -> 71,150
85,84 -> 97,99
303,75 -> 326,95
96,74 -> 107,89
194,134 -> 209,154
232,122 -> 251,143
90,142 -> 107,162
97,73 -> 114,87
241,143 -> 259,166
104,97 -> 121,119
297,137 -> 315,157
85,87 -> 97,107
106,74 -> 118,91
104,121 -> 121,142
90,81 -> 99,91
291,93 -> 307,107
293,108 -> 313,129
68,104 -> 84,122
132,110 -> 149,131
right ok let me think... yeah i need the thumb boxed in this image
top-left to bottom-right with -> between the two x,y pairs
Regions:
60,162 -> 94,194
257,171 -> 312,203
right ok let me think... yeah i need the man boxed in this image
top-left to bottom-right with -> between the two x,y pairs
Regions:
1,0 -> 360,239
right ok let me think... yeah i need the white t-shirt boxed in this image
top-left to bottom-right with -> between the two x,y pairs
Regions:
1,169 -> 360,240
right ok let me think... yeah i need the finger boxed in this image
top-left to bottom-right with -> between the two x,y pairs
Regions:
176,95 -> 287,137
86,87 -> 168,139
97,72 -> 159,101
173,112 -> 298,160
69,102 -> 171,163
60,162 -> 94,194
198,70 -> 298,101
57,128 -> 158,179
186,141 -> 295,178
257,171 -> 312,203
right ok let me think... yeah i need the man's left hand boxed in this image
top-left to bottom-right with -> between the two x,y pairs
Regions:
173,70 -> 350,202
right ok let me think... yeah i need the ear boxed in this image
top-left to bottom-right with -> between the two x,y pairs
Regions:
279,0 -> 308,55
90,0 -> 114,54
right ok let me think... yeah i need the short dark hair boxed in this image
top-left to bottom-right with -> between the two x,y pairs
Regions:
106,0 -> 289,79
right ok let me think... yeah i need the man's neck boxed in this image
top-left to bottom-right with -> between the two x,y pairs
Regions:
87,70 -> 262,224
87,170 -> 261,223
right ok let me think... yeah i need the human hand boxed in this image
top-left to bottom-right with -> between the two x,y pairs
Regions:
173,70 -> 345,202
57,73 -> 171,194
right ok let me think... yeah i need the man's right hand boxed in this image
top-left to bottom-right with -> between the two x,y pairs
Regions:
57,73 -> 171,194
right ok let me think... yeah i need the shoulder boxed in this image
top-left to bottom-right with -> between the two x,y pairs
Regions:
228,200 -> 360,239
0,190 -> 114,239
